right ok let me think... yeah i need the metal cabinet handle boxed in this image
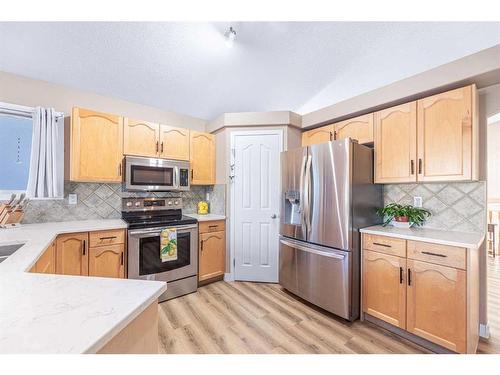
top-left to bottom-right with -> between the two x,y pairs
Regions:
191,169 -> 194,180
333,130 -> 337,140
99,236 -> 117,241
200,240 -> 204,251
161,142 -> 164,153
408,268 -> 412,286
373,242 -> 391,248
118,163 -> 122,176
421,251 -> 447,258
418,158 -> 422,174
120,252 -> 124,265
82,240 -> 86,256
399,267 -> 403,284
410,160 -> 415,175
208,225 -> 218,228
156,141 -> 159,153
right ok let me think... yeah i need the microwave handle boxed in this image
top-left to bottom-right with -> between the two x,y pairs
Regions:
129,224 -> 198,236
174,166 -> 180,188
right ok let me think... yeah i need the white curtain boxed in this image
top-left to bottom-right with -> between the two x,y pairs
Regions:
26,107 -> 63,198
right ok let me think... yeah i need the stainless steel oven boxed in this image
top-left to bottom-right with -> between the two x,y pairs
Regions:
124,155 -> 190,192
128,223 -> 198,301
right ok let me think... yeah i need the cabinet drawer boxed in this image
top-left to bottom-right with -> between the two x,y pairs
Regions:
89,229 -> 125,247
363,233 -> 406,257
199,220 -> 225,234
407,241 -> 466,270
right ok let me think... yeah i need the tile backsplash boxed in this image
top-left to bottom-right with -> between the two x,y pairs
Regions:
383,181 -> 486,233
22,182 -> 226,224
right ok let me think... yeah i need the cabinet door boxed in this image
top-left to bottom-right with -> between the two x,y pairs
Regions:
334,113 -> 374,144
301,125 -> 333,146
374,102 -> 417,183
160,125 -> 190,160
362,250 -> 406,329
88,244 -> 125,279
199,230 -> 225,282
56,232 -> 89,276
190,131 -> 215,185
407,259 -> 466,353
123,118 -> 159,157
33,242 -> 56,274
71,108 -> 124,182
417,85 -> 474,182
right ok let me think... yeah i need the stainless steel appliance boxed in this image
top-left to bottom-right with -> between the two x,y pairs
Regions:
124,156 -> 190,192
279,138 -> 382,321
123,197 -> 198,301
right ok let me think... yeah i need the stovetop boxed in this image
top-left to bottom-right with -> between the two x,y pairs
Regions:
121,197 -> 197,229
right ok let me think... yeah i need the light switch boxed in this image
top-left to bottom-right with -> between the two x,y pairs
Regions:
68,193 -> 78,205
413,196 -> 422,208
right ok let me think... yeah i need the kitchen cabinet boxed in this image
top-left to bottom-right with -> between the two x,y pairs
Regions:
362,250 -> 406,329
123,118 -> 160,157
417,85 -> 477,182
190,131 -> 215,185
198,220 -> 225,283
361,233 -> 479,354
374,102 -> 417,183
70,107 -> 124,183
89,244 -> 125,279
160,125 -> 190,160
301,124 -> 333,146
406,259 -> 467,353
56,232 -> 89,276
30,241 -> 56,274
333,113 -> 374,144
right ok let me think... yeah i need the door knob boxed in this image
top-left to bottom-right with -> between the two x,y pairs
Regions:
271,214 -> 277,219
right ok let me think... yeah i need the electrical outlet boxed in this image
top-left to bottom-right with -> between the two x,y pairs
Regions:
413,196 -> 423,208
68,193 -> 78,205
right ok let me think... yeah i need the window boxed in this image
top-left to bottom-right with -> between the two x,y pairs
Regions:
0,102 -> 64,200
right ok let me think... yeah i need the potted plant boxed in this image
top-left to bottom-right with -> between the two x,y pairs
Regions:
376,203 -> 431,228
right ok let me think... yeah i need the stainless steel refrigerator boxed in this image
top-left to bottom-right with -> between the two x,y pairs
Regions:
279,138 -> 382,321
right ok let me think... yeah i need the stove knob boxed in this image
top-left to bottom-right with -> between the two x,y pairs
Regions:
134,201 -> 141,207
174,200 -> 179,205
168,201 -> 173,205
126,202 -> 132,207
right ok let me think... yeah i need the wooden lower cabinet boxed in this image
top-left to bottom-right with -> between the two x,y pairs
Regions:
198,220 -> 226,283
89,244 -> 125,279
362,250 -> 406,329
406,259 -> 467,353
30,241 -> 56,274
361,233 -> 478,354
56,232 -> 89,276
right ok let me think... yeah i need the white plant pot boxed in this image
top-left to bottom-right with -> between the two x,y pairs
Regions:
391,221 -> 411,228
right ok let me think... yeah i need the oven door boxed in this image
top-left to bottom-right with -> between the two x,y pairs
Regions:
128,224 -> 198,282
125,156 -> 180,191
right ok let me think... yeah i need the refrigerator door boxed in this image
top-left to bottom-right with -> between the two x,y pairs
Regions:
306,140 -> 351,251
279,236 -> 351,319
280,146 -> 308,241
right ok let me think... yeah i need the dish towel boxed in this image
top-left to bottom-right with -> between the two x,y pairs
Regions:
160,228 -> 178,262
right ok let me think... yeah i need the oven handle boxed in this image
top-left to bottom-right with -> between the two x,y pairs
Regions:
128,224 -> 198,236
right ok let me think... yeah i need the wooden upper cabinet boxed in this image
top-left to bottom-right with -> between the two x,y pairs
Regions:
362,250 -> 406,329
56,232 -> 89,276
71,107 -> 124,182
334,113 -> 374,144
374,102 -> 417,183
123,118 -> 159,157
301,124 -> 333,146
190,131 -> 215,185
406,259 -> 467,353
199,231 -> 225,282
160,125 -> 190,160
89,244 -> 125,279
417,85 -> 476,182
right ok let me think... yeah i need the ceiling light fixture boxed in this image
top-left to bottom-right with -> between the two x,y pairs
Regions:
224,26 -> 236,47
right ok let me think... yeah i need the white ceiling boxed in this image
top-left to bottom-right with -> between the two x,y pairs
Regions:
1,22 -> 500,121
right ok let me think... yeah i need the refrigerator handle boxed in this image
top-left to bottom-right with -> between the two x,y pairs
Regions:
299,155 -> 307,229
304,155 -> 313,234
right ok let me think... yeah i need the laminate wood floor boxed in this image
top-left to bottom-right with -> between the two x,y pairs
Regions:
158,257 -> 500,354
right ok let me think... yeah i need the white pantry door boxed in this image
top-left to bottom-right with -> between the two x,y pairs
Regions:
231,130 -> 283,282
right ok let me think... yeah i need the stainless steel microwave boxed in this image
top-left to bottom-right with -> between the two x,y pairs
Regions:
124,156 -> 190,192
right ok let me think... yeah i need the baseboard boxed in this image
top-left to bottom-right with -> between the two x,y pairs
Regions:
224,272 -> 234,282
480,323 -> 491,339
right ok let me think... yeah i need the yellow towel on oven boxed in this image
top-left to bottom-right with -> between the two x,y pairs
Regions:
160,228 -> 177,262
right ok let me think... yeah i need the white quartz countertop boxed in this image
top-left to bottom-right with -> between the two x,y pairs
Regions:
0,219 -> 167,353
186,213 -> 226,222
360,225 -> 485,250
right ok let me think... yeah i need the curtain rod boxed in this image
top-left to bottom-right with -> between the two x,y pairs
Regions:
0,101 -> 64,118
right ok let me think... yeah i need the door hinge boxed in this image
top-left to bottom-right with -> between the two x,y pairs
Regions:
233,258 -> 235,268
